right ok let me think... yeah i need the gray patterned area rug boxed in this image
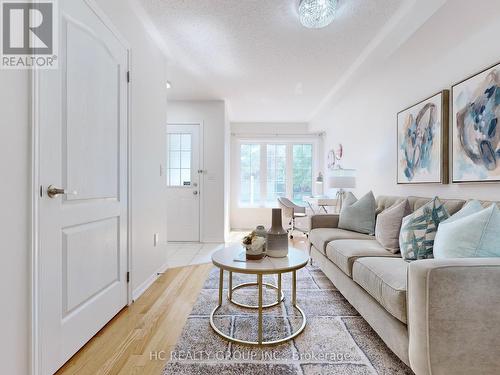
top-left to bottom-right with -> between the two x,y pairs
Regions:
163,265 -> 413,375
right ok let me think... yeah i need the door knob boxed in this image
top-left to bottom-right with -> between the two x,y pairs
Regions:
47,185 -> 77,198
193,190 -> 198,195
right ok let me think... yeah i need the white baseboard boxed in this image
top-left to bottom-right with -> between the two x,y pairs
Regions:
202,237 -> 225,243
132,261 -> 169,301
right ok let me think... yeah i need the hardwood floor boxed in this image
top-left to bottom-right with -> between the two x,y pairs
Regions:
56,235 -> 308,375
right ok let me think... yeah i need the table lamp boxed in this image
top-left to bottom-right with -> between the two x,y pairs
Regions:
315,172 -> 324,196
329,169 -> 356,213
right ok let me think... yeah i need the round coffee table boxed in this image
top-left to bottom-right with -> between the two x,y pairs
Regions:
210,245 -> 309,346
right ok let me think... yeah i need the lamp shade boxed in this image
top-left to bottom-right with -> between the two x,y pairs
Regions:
329,169 -> 356,189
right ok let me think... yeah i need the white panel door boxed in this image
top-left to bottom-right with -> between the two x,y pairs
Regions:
166,124 -> 201,241
37,1 -> 128,374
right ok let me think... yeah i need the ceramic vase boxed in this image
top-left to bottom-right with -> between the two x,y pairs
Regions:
266,208 -> 288,258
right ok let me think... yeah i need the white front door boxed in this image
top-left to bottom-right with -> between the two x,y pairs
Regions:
166,124 -> 201,241
37,1 -> 129,374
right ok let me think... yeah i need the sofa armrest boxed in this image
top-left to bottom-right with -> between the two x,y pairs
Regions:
310,214 -> 339,229
408,258 -> 500,375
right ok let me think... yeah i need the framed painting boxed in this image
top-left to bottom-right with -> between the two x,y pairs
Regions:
452,62 -> 500,183
397,90 -> 449,184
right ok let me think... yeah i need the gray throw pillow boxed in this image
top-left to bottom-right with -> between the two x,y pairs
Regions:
338,191 -> 377,235
375,199 -> 411,253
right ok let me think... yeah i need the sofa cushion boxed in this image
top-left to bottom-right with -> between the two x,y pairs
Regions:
352,257 -> 408,324
473,199 -> 500,209
338,191 -> 377,235
309,228 -> 373,254
410,196 -> 465,216
376,196 -> 466,216
325,239 -> 399,277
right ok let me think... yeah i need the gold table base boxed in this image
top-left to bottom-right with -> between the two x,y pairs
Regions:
209,269 -> 307,346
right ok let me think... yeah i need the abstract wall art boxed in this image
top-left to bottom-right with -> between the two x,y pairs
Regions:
397,91 -> 449,184
452,62 -> 500,183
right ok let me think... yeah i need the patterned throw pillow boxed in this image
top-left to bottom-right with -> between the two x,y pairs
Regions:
399,197 -> 450,260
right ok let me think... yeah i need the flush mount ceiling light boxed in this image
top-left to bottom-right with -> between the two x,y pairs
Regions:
298,0 -> 338,29
166,81 -> 172,89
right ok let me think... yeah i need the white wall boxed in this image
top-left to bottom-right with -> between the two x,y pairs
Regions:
224,107 -> 231,239
0,70 -> 31,375
232,122 -> 311,136
230,123 -> 323,230
310,0 -> 500,202
0,1 -> 168,372
168,101 -> 227,242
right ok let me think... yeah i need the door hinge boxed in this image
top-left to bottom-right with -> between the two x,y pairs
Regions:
127,71 -> 130,83
126,271 -> 130,283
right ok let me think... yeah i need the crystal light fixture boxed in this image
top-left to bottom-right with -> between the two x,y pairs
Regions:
298,0 -> 338,29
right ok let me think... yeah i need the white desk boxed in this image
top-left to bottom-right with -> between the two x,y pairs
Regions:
304,197 -> 338,214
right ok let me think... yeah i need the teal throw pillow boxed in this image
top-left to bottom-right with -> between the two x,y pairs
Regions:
434,202 -> 500,258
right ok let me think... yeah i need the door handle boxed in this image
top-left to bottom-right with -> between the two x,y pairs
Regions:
193,191 -> 198,195
47,185 -> 78,198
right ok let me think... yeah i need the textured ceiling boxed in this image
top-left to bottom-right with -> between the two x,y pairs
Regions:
138,0 -> 406,122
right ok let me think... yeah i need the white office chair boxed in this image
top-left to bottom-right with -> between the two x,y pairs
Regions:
277,197 -> 308,239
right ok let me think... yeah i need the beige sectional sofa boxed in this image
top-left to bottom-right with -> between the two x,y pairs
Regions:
309,195 -> 500,375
